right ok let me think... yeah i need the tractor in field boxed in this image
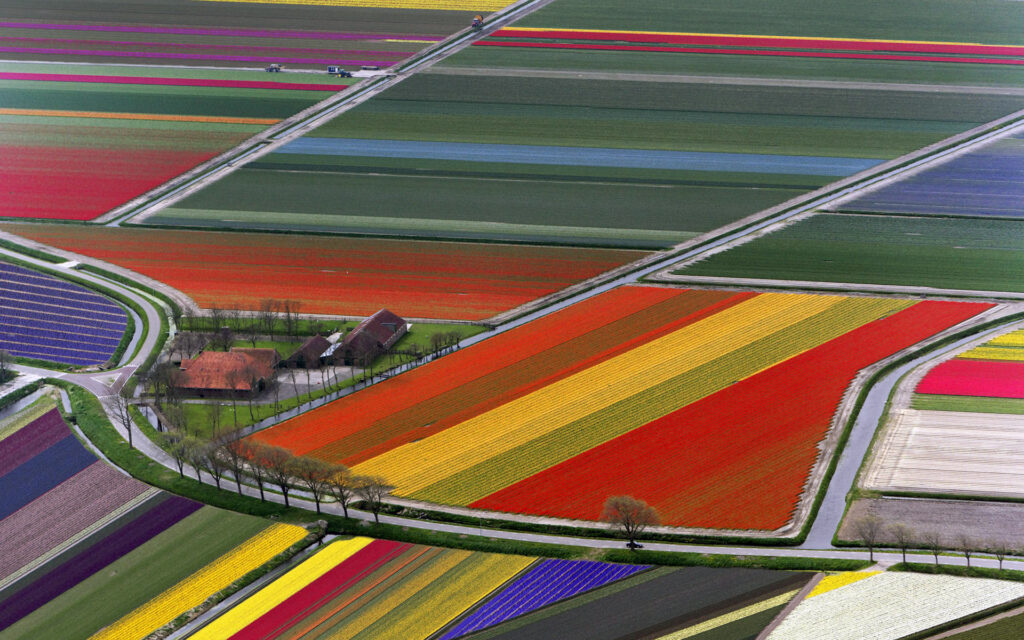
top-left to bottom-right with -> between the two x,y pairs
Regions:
265,63 -> 282,72
471,15 -> 484,30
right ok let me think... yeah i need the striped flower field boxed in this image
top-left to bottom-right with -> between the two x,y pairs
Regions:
252,286 -> 990,530
480,28 -> 1024,66
1,224 -> 646,321
0,62 -> 340,221
190,536 -> 806,640
0,400 -> 307,640
0,262 -> 127,366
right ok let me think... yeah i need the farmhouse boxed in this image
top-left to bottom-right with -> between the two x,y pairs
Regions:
177,347 -> 279,397
283,335 -> 333,369
337,308 -> 408,366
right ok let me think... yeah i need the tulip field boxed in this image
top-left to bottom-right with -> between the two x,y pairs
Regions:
190,535 -> 808,640
768,572 -> 1024,640
0,400 -> 307,640
0,224 -> 645,321
251,286 -> 989,529
864,325 -> 1024,497
0,261 -> 128,366
0,62 -> 340,221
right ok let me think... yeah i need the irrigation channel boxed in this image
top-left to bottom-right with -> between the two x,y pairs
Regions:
7,9 -> 1024,584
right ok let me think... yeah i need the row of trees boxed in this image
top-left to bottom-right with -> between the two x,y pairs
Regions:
854,515 -> 1013,569
181,299 -> 309,342
161,433 -> 391,522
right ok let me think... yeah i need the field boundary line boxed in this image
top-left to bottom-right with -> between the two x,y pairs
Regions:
103,0 -> 558,227
755,573 -> 823,640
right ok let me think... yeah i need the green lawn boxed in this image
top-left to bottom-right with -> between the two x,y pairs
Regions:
940,609 -> 1024,639
674,213 -> 1024,293
221,339 -> 304,358
176,323 -> 487,437
912,394 -> 1024,415
2,506 -> 270,640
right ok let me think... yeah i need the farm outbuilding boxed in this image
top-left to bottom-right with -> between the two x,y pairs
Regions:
283,335 -> 332,369
336,308 -> 408,366
177,347 -> 279,397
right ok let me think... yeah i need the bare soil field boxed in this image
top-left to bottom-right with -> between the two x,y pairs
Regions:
840,497 -> 1024,548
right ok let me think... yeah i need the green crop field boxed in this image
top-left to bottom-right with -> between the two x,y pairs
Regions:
440,48 -> 1024,88
673,214 -> 1024,293
514,0 -> 1024,44
912,394 -> 1024,415
2,507 -> 269,640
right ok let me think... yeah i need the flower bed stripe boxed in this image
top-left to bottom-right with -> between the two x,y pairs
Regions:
352,293 -> 852,496
0,462 -> 148,582
439,559 -> 648,639
2,225 -> 647,320
473,301 -> 990,528
231,539 -> 410,639
0,72 -> 346,92
0,108 -> 279,125
659,589 -> 799,640
0,435 -> 97,520
196,0 -> 510,10
413,297 -> 910,506
0,22 -> 442,41
491,28 -> 1024,57
0,496 -> 202,631
0,408 -> 69,478
191,536 -> 375,640
0,46 -> 397,66
917,358 -> 1024,399
475,40 -> 1024,66
307,289 -> 750,466
807,572 -> 880,599
90,523 -> 306,640
958,346 -> 1024,362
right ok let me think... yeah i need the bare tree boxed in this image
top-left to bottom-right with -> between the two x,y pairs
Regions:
260,445 -> 296,507
292,457 -> 335,514
243,317 -> 261,348
303,366 -> 313,405
356,476 -> 390,524
888,523 -> 914,565
602,495 -> 659,550
216,437 -> 249,495
327,466 -> 357,518
206,401 -> 223,438
957,533 -> 975,568
225,368 -> 242,429
288,367 -> 300,409
163,432 -> 189,478
209,306 -> 225,334
213,326 -> 234,352
203,442 -> 230,490
921,530 -> 943,566
281,300 -> 301,339
183,437 -> 207,483
854,514 -> 884,563
258,299 -> 280,337
111,383 -> 135,449
0,349 -> 12,382
244,364 -> 261,422
247,441 -> 272,501
990,540 -> 1012,571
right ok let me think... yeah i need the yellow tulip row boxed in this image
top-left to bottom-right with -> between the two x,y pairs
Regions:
958,345 -> 1024,362
411,296 -> 912,504
191,536 -> 373,640
354,293 -> 901,496
91,523 -> 307,640
806,571 -> 880,599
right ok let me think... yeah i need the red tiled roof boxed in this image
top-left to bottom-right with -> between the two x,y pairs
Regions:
177,348 -> 277,392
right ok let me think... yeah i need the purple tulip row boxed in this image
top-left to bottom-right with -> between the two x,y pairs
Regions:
1,305 -> 127,331
0,434 -> 98,520
2,315 -> 124,339
440,559 -> 650,639
1,346 -> 107,366
1,288 -> 126,317
0,462 -> 149,583
1,327 -> 121,350
0,409 -> 68,478
0,265 -> 126,302
0,495 -> 203,631
0,276 -> 125,309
